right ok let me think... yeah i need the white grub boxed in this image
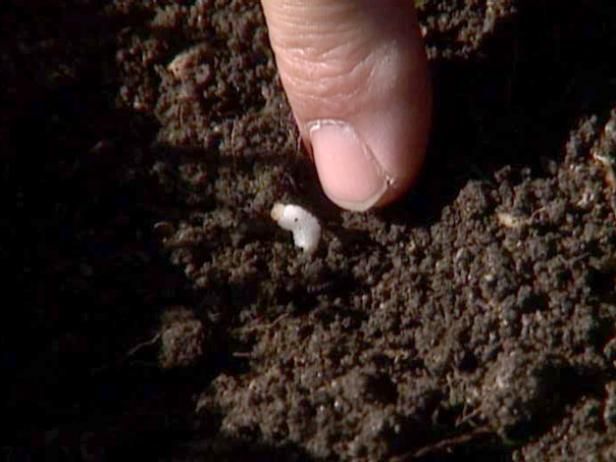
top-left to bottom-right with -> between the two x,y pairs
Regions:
271,202 -> 321,254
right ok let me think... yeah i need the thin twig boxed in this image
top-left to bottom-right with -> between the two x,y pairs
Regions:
391,426 -> 494,461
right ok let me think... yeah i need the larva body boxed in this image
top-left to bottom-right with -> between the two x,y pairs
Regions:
271,203 -> 321,254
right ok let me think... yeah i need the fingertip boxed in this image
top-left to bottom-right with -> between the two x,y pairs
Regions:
261,0 -> 431,212
309,120 -> 389,212
308,115 -> 427,212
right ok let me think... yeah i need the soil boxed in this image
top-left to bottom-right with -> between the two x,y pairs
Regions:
2,0 -> 616,460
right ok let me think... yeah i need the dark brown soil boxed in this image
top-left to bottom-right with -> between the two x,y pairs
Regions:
2,0 -> 616,460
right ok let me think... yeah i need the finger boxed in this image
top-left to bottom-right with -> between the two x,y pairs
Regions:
261,0 -> 431,211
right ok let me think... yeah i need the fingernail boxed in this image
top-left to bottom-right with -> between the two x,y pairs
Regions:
308,120 -> 389,212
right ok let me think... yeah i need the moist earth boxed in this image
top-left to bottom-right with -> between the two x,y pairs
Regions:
1,0 -> 616,461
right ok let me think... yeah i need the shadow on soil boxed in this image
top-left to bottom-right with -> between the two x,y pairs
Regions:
0,1 -> 310,459
0,0 -> 221,457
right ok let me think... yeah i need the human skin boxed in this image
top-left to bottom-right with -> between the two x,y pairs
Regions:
260,0 -> 432,211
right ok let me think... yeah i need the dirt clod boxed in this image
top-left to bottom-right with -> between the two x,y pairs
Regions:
160,318 -> 207,369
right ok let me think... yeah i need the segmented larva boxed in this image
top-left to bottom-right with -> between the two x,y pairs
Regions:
271,203 -> 321,254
